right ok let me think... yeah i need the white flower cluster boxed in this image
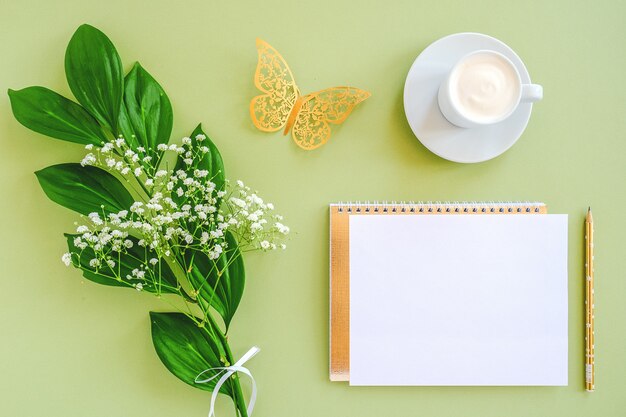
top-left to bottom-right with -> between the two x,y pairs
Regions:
64,135 -> 289,294
226,180 -> 289,252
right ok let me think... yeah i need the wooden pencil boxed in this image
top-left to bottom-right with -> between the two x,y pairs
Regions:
585,207 -> 595,392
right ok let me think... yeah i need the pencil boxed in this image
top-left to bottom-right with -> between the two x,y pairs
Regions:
585,207 -> 595,392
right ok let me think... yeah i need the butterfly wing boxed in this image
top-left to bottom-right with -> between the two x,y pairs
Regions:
250,39 -> 300,132
291,87 -> 370,150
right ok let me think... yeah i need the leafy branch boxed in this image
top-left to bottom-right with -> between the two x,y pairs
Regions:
9,24 -> 288,417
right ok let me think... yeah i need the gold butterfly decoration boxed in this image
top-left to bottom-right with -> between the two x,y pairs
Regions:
250,39 -> 370,150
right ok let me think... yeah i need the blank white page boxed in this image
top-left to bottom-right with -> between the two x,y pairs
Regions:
349,214 -> 568,386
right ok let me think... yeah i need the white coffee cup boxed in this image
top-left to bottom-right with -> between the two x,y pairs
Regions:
438,50 -> 543,128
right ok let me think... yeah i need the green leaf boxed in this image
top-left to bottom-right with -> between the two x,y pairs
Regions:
150,312 -> 233,395
185,231 -> 245,330
35,163 -> 133,216
173,124 -> 226,208
8,87 -> 108,145
118,63 -> 173,152
66,234 -> 179,294
65,24 -> 123,132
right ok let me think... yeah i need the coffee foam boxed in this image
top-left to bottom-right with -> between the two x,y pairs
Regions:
449,53 -> 520,123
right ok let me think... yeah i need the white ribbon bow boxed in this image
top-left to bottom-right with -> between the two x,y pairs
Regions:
195,346 -> 260,417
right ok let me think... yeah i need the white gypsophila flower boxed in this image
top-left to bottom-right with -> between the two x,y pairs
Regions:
134,168 -> 142,177
147,202 -> 163,211
81,153 -> 96,166
260,240 -> 270,250
130,202 -> 144,213
182,137 -> 192,145
208,243 -> 223,260
230,197 -> 246,208
195,134 -> 206,141
89,259 -> 100,268
61,253 -> 72,266
274,222 -> 290,235
157,144 -> 168,151
88,212 -> 103,226
85,144 -> 94,150
210,229 -> 223,239
251,194 -> 263,205
135,283 -> 143,291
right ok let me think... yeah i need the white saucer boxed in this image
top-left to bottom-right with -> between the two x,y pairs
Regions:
403,33 -> 535,163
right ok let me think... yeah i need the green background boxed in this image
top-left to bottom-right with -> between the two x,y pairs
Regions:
1,0 -> 625,416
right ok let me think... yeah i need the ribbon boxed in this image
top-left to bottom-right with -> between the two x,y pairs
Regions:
195,346 -> 260,417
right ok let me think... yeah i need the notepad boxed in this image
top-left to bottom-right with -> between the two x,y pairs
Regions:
329,202 -> 568,386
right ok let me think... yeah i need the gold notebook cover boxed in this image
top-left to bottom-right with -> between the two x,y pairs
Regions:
329,202 -> 548,382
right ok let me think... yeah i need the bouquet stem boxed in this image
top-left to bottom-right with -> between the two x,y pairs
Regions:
205,315 -> 249,417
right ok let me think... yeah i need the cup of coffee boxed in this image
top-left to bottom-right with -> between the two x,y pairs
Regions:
438,50 -> 543,128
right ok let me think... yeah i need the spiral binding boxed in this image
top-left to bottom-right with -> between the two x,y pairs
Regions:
333,201 -> 545,214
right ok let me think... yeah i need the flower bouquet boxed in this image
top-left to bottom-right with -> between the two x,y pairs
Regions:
8,24 -> 288,417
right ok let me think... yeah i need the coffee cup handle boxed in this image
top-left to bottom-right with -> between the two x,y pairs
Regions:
520,84 -> 543,103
